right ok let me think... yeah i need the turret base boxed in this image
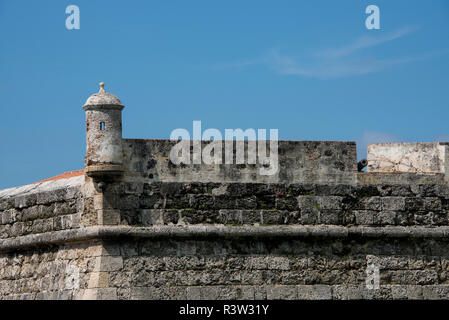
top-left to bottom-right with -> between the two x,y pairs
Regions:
85,164 -> 124,178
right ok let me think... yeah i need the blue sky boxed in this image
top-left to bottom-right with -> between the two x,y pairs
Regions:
1,0 -> 449,189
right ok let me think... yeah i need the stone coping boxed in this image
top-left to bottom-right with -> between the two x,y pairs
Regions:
1,225 -> 449,253
0,175 -> 84,200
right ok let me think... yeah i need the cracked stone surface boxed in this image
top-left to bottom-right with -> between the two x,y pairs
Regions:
367,143 -> 448,173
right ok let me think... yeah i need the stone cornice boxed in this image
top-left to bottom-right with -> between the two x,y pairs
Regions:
1,225 -> 449,253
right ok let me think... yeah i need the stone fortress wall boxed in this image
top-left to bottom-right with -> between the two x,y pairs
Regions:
1,83 -> 449,300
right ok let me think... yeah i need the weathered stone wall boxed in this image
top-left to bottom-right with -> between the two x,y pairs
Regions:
0,185 -> 83,240
107,236 -> 449,300
2,176 -> 449,300
3,139 -> 449,300
101,181 -> 449,228
5,83 -> 449,300
0,240 -> 124,300
367,142 -> 449,174
3,226 -> 449,300
121,140 -> 357,185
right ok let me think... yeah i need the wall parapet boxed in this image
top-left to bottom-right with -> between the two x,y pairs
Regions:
0,179 -> 84,240
95,181 -> 449,228
121,139 -> 357,185
367,142 -> 449,175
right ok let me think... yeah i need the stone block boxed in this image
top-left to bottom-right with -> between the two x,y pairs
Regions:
83,288 -> 118,300
87,272 -> 110,288
353,210 -> 375,225
266,285 -> 297,300
14,195 -> 36,209
95,256 -> 123,272
422,285 -> 449,300
141,209 -> 164,226
332,285 -> 364,300
297,285 -> 332,300
1,210 -> 15,225
100,210 -> 121,225
261,210 -> 288,224
381,197 -> 406,211
367,143 -> 447,173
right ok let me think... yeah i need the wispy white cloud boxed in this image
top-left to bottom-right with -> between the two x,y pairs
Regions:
265,49 -> 449,79
210,58 -> 265,70
317,26 -> 419,58
214,26 -> 449,79
270,48 -> 449,79
434,134 -> 449,142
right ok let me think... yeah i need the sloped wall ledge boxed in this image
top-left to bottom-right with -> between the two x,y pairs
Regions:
2,225 -> 449,253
